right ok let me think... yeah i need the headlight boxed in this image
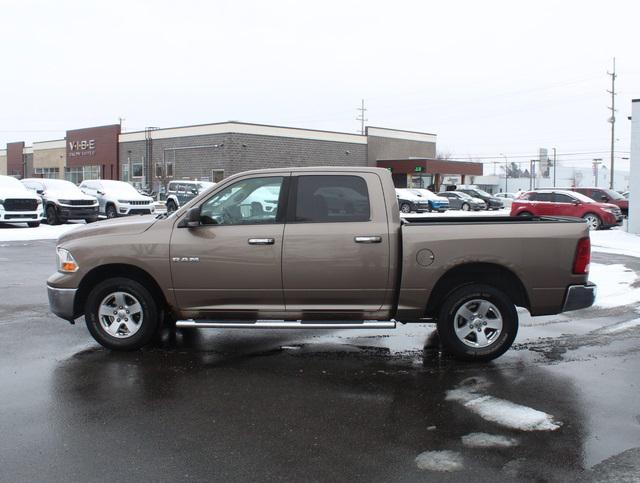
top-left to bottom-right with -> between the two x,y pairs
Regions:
37,198 -> 42,205
58,199 -> 71,205
602,207 -> 617,214
56,248 -> 79,273
117,200 -> 129,204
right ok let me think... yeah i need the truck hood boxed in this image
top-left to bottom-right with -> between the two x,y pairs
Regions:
1,188 -> 40,200
57,215 -> 158,245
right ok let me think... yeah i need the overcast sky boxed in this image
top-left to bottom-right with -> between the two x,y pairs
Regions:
1,0 -> 638,170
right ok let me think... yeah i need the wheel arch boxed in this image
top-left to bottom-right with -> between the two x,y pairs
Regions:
425,262 -> 530,317
75,263 -> 168,317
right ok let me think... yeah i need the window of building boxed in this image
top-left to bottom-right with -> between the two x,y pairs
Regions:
64,165 -> 99,184
121,163 -> 130,182
155,163 -> 164,178
34,167 -> 60,179
200,176 -> 283,226
166,162 -> 174,178
295,175 -> 370,223
211,169 -> 225,183
132,163 -> 143,178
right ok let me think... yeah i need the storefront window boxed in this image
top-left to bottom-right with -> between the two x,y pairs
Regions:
34,167 -> 60,179
212,169 -> 225,183
64,165 -> 99,184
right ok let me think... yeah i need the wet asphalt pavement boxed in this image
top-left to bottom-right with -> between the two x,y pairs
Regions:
0,240 -> 639,482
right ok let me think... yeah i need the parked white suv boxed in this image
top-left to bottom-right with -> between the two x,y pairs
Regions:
0,175 -> 43,227
22,178 -> 99,225
79,179 -> 155,218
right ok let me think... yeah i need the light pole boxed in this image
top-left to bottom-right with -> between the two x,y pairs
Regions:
593,158 -> 602,187
552,147 -> 557,187
500,153 -> 508,193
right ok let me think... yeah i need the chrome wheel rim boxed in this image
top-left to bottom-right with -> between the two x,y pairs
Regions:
401,204 -> 411,213
453,299 -> 503,348
583,215 -> 599,230
98,291 -> 143,339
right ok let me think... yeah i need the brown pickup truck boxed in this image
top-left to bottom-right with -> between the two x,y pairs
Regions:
47,167 -> 596,361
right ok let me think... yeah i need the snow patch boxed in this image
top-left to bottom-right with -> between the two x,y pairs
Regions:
415,450 -> 464,472
589,263 -> 640,308
461,432 -> 518,448
0,222 -> 82,242
591,228 -> 640,258
446,377 -> 561,431
603,318 -> 640,333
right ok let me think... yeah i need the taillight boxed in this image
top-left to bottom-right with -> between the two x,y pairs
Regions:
573,237 -> 591,274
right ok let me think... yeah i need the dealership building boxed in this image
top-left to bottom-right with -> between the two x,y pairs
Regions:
0,121 -> 482,191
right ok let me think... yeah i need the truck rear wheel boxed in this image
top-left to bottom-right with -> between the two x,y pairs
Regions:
437,284 -> 518,362
84,277 -> 160,351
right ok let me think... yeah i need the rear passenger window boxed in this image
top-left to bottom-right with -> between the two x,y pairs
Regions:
535,193 -> 554,202
295,175 -> 370,223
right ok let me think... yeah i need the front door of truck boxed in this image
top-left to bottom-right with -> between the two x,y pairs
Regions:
170,174 -> 288,315
281,172 -> 390,315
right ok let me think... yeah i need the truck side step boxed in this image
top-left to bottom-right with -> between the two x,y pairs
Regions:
175,320 -> 397,329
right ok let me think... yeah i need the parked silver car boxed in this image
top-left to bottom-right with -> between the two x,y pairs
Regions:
437,191 -> 486,211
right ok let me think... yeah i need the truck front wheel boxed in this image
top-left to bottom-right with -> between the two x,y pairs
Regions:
437,284 -> 518,362
85,277 -> 160,351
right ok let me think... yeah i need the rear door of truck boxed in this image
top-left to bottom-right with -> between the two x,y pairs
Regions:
281,171 -> 390,312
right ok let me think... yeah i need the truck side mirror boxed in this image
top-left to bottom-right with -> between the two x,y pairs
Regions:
601,195 -> 608,202
178,206 -> 201,228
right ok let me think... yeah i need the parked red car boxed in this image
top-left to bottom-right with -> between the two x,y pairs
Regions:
511,190 -> 623,230
559,187 -> 628,216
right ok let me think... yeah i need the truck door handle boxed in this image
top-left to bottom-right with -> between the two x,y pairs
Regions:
248,238 -> 275,245
354,236 -> 382,244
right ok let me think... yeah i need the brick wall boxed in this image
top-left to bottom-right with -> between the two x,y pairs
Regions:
119,133 -> 367,185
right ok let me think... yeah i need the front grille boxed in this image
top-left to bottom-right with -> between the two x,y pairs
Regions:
64,200 -> 95,206
128,209 -> 152,215
6,214 -> 37,219
126,200 -> 150,206
4,199 -> 38,211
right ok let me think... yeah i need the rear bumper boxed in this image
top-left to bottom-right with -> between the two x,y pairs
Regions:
562,283 -> 596,312
47,285 -> 78,322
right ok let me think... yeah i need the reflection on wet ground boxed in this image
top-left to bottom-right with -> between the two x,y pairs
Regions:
0,243 -> 639,481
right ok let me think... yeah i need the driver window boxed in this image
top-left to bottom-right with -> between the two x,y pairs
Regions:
199,176 -> 283,225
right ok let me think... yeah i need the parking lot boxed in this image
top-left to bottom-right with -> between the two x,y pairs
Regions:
0,225 -> 639,482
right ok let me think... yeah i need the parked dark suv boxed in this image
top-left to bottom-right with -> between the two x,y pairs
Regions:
561,187 -> 628,216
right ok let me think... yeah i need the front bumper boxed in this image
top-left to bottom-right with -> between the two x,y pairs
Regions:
57,205 -> 99,220
0,209 -> 43,222
562,283 -> 596,312
118,203 -> 155,215
47,285 -> 78,322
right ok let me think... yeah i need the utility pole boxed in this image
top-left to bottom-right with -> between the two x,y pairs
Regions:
552,147 -> 557,187
118,117 -> 126,132
592,158 -> 603,186
500,153 -> 508,192
607,57 -> 617,189
356,99 -> 367,135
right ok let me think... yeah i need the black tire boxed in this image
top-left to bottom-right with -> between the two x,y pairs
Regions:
27,221 -> 40,228
517,211 -> 533,218
437,284 -> 518,362
461,203 -> 470,211
400,203 -> 412,214
46,205 -> 60,225
105,204 -> 118,219
85,217 -> 98,224
166,200 -> 178,213
85,277 -> 161,351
